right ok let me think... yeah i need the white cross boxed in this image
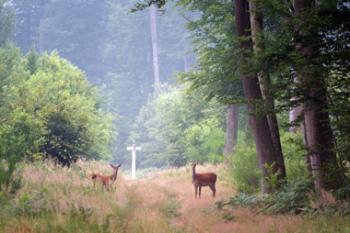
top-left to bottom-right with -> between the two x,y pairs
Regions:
127,144 -> 141,179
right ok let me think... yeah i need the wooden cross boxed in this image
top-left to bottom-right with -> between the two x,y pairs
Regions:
127,144 -> 141,179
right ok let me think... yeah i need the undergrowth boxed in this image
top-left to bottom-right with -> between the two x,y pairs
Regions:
217,178 -> 350,216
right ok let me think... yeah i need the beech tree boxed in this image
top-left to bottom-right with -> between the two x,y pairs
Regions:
291,0 -> 344,191
235,0 -> 285,192
249,0 -> 286,179
223,104 -> 239,155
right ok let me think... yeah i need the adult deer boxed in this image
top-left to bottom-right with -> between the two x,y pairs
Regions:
192,163 -> 217,199
91,164 -> 121,191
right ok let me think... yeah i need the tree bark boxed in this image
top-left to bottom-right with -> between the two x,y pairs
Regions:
235,0 -> 281,193
293,0 -> 343,191
224,104 -> 239,156
149,3 -> 160,92
249,0 -> 286,179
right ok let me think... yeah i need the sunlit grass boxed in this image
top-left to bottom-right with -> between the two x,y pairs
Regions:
1,161 -> 350,233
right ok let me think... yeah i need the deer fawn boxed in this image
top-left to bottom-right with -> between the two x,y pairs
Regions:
192,163 -> 217,199
91,164 -> 121,191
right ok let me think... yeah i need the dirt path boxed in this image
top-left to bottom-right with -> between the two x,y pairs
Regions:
124,168 -> 235,233
120,168 -> 338,233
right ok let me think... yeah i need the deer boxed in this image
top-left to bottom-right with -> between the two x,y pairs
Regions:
192,163 -> 217,199
91,164 -> 121,191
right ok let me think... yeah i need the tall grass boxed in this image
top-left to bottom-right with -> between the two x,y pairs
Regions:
0,160 -> 181,233
2,161 -> 350,233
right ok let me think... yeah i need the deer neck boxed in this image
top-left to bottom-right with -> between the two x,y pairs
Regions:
192,166 -> 196,182
111,170 -> 118,181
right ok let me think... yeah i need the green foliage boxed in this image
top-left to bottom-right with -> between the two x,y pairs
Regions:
183,118 -> 225,164
130,85 -> 225,167
105,0 -> 193,165
264,179 -> 313,214
11,0 -> 193,166
327,72 -> 350,165
264,162 -> 280,191
217,192 -> 266,209
0,45 -> 114,193
280,132 -> 309,182
219,178 -> 313,215
225,132 -> 309,194
178,0 -> 243,104
160,196 -> 181,218
226,144 -> 261,193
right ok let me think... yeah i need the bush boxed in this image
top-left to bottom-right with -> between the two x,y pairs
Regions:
183,118 -> 225,164
0,47 -> 114,168
218,178 -> 313,215
0,110 -> 42,194
226,144 -> 261,193
280,132 -> 309,182
265,178 -> 312,214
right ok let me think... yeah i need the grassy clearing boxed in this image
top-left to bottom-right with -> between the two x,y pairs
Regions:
1,161 -> 350,233
0,161 -> 187,233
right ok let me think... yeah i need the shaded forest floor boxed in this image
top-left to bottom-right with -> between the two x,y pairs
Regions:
1,161 -> 350,233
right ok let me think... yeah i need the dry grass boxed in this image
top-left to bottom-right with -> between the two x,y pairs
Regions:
1,161 -> 350,233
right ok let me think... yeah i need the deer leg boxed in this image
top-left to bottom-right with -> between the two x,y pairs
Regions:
195,185 -> 198,199
199,186 -> 202,199
107,181 -> 111,192
209,184 -> 216,197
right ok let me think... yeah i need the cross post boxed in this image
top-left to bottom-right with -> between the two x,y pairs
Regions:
126,144 -> 141,179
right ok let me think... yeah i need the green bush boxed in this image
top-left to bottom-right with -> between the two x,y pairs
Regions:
226,144 -> 261,193
280,132 -> 309,181
0,46 -> 114,168
183,118 -> 225,164
219,178 -> 313,215
130,85 -> 225,168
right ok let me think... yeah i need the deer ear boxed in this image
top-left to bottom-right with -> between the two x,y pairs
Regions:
118,164 -> 122,167
110,164 -> 117,169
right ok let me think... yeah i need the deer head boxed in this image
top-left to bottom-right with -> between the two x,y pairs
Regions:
110,163 -> 121,181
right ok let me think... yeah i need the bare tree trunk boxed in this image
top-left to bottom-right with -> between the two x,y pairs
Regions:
249,0 -> 286,180
224,104 -> 239,156
183,56 -> 190,72
149,4 -> 160,91
293,0 -> 343,191
235,0 -> 281,193
289,105 -> 303,132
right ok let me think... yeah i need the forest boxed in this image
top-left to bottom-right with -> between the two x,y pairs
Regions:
0,0 -> 350,232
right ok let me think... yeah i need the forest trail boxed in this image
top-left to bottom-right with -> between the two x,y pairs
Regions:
123,167 -> 240,233
120,167 -> 335,233
4,162 -> 349,233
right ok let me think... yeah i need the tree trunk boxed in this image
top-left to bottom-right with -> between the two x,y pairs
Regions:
293,0 -> 343,191
235,0 -> 280,193
183,56 -> 190,72
149,4 -> 160,92
249,0 -> 286,179
224,104 -> 239,156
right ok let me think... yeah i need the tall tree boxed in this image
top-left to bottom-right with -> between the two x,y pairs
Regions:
235,0 -> 284,192
223,104 -> 239,155
12,0 -> 49,52
175,0 -> 244,158
149,3 -> 161,91
249,0 -> 286,179
0,0 -> 13,46
292,0 -> 343,191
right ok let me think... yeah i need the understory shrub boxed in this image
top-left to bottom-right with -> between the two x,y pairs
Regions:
217,178 -> 312,214
218,177 -> 350,216
280,132 -> 309,181
225,144 -> 261,193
